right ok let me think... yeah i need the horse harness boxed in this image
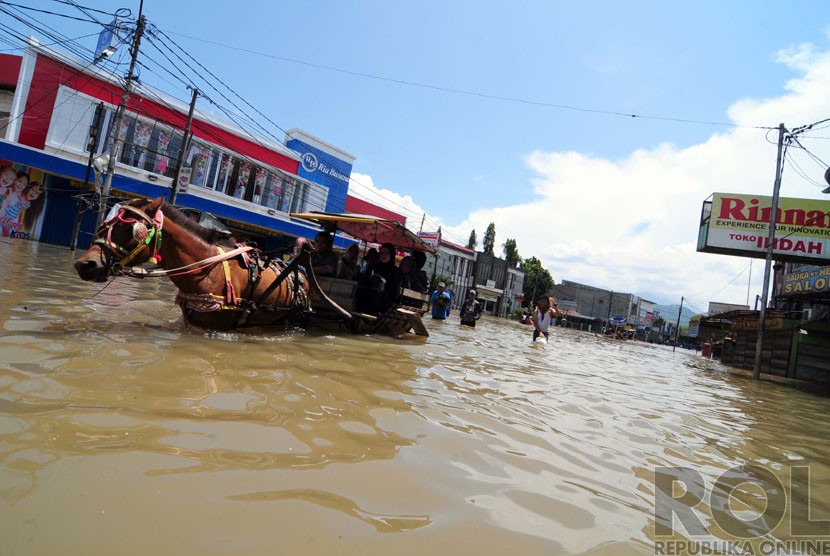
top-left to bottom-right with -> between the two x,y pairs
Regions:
175,248 -> 309,327
95,204 -> 165,270
95,204 -> 309,327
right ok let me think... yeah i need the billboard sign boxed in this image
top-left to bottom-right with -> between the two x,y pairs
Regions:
708,301 -> 749,315
689,316 -> 700,338
698,193 -> 830,264
94,20 -> 118,62
782,265 -> 830,296
286,137 -> 353,213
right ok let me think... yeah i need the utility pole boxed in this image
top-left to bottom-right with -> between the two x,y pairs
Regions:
71,102 -> 104,251
96,2 -> 145,230
606,290 -> 613,323
169,86 -> 199,205
418,213 -> 425,235
753,123 -> 786,379
673,296 -> 684,353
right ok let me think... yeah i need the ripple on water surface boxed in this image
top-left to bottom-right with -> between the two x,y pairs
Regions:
1,239 -> 829,555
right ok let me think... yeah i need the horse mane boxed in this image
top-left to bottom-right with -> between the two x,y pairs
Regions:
132,199 -> 235,247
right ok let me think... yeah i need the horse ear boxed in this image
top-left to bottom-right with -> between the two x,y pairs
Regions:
147,196 -> 165,211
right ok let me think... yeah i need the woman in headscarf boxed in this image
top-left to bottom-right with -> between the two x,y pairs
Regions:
373,242 -> 401,312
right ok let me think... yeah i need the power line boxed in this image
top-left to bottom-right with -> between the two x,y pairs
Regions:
49,0 -> 123,17
0,30 -> 99,53
164,29 -> 776,131
0,1 -> 100,23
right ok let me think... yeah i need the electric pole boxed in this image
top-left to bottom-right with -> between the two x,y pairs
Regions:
96,2 -> 145,230
170,86 -> 199,205
753,123 -> 786,379
673,296 -> 684,352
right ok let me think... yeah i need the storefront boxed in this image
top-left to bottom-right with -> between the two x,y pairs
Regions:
2,40 -> 356,250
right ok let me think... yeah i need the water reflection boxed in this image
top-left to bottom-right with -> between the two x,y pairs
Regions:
1,239 -> 830,555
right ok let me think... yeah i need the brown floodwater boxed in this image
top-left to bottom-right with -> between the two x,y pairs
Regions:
1,238 -> 829,555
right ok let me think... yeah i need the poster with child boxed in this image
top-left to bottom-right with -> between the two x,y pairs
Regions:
0,161 -> 47,240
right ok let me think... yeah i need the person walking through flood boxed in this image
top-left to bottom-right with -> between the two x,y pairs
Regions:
430,282 -> 452,319
459,289 -> 483,327
531,296 -> 558,342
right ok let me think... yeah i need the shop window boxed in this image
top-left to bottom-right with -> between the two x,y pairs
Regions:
304,181 -> 328,212
261,172 -> 282,209
216,153 -> 234,195
279,178 -> 295,213
47,87 -> 99,153
233,161 -> 251,199
144,127 -> 181,177
185,142 -> 211,188
251,167 -> 266,204
205,150 -> 221,190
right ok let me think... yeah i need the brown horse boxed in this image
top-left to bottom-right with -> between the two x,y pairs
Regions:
74,196 -> 322,331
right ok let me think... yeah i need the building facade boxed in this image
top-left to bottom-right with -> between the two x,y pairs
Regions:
1,39 -> 355,250
418,231 -> 476,309
551,280 -> 656,333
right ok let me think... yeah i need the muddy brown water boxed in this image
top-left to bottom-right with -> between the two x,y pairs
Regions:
1,239 -> 829,555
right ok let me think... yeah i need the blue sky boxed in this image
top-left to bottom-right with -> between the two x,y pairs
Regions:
4,1 -> 830,309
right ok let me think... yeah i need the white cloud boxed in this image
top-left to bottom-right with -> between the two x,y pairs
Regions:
348,172 -> 437,229
351,43 -> 830,308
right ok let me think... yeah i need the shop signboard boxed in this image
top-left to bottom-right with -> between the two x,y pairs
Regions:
177,167 -> 192,195
286,133 -> 354,214
782,265 -> 830,296
708,301 -> 750,315
698,193 -> 830,264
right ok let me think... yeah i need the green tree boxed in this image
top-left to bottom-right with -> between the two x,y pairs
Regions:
502,238 -> 520,267
520,257 -> 554,307
466,229 -> 477,250
483,223 -> 496,255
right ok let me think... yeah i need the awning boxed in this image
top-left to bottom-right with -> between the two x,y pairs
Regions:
474,284 -> 503,302
291,212 -> 437,254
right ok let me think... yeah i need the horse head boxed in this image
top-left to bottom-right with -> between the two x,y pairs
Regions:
74,197 -> 165,282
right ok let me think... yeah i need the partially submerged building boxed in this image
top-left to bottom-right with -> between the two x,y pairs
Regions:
1,39 -> 357,250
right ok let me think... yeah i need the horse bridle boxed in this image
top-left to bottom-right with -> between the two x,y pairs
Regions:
95,204 -> 164,272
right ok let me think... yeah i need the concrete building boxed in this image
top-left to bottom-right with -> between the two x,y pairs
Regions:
551,280 -> 656,334
417,232 -> 525,315
418,231 -> 476,309
503,267 -> 526,317
0,39 -> 357,249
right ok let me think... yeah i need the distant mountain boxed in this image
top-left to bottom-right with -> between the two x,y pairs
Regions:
653,303 -> 698,327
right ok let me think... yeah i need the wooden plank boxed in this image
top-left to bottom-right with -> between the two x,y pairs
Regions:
400,288 -> 430,303
396,307 -> 428,336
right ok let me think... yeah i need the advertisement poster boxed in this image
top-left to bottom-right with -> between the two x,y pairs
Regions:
701,193 -> 830,263
0,160 -> 47,240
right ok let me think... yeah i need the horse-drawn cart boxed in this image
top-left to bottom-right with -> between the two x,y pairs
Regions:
74,198 -> 434,338
291,211 -> 435,338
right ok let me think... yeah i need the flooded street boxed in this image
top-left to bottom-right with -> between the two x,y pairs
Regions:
1,238 -> 830,556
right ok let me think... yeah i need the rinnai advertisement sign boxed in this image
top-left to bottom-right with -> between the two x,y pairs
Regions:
698,193 -> 830,264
